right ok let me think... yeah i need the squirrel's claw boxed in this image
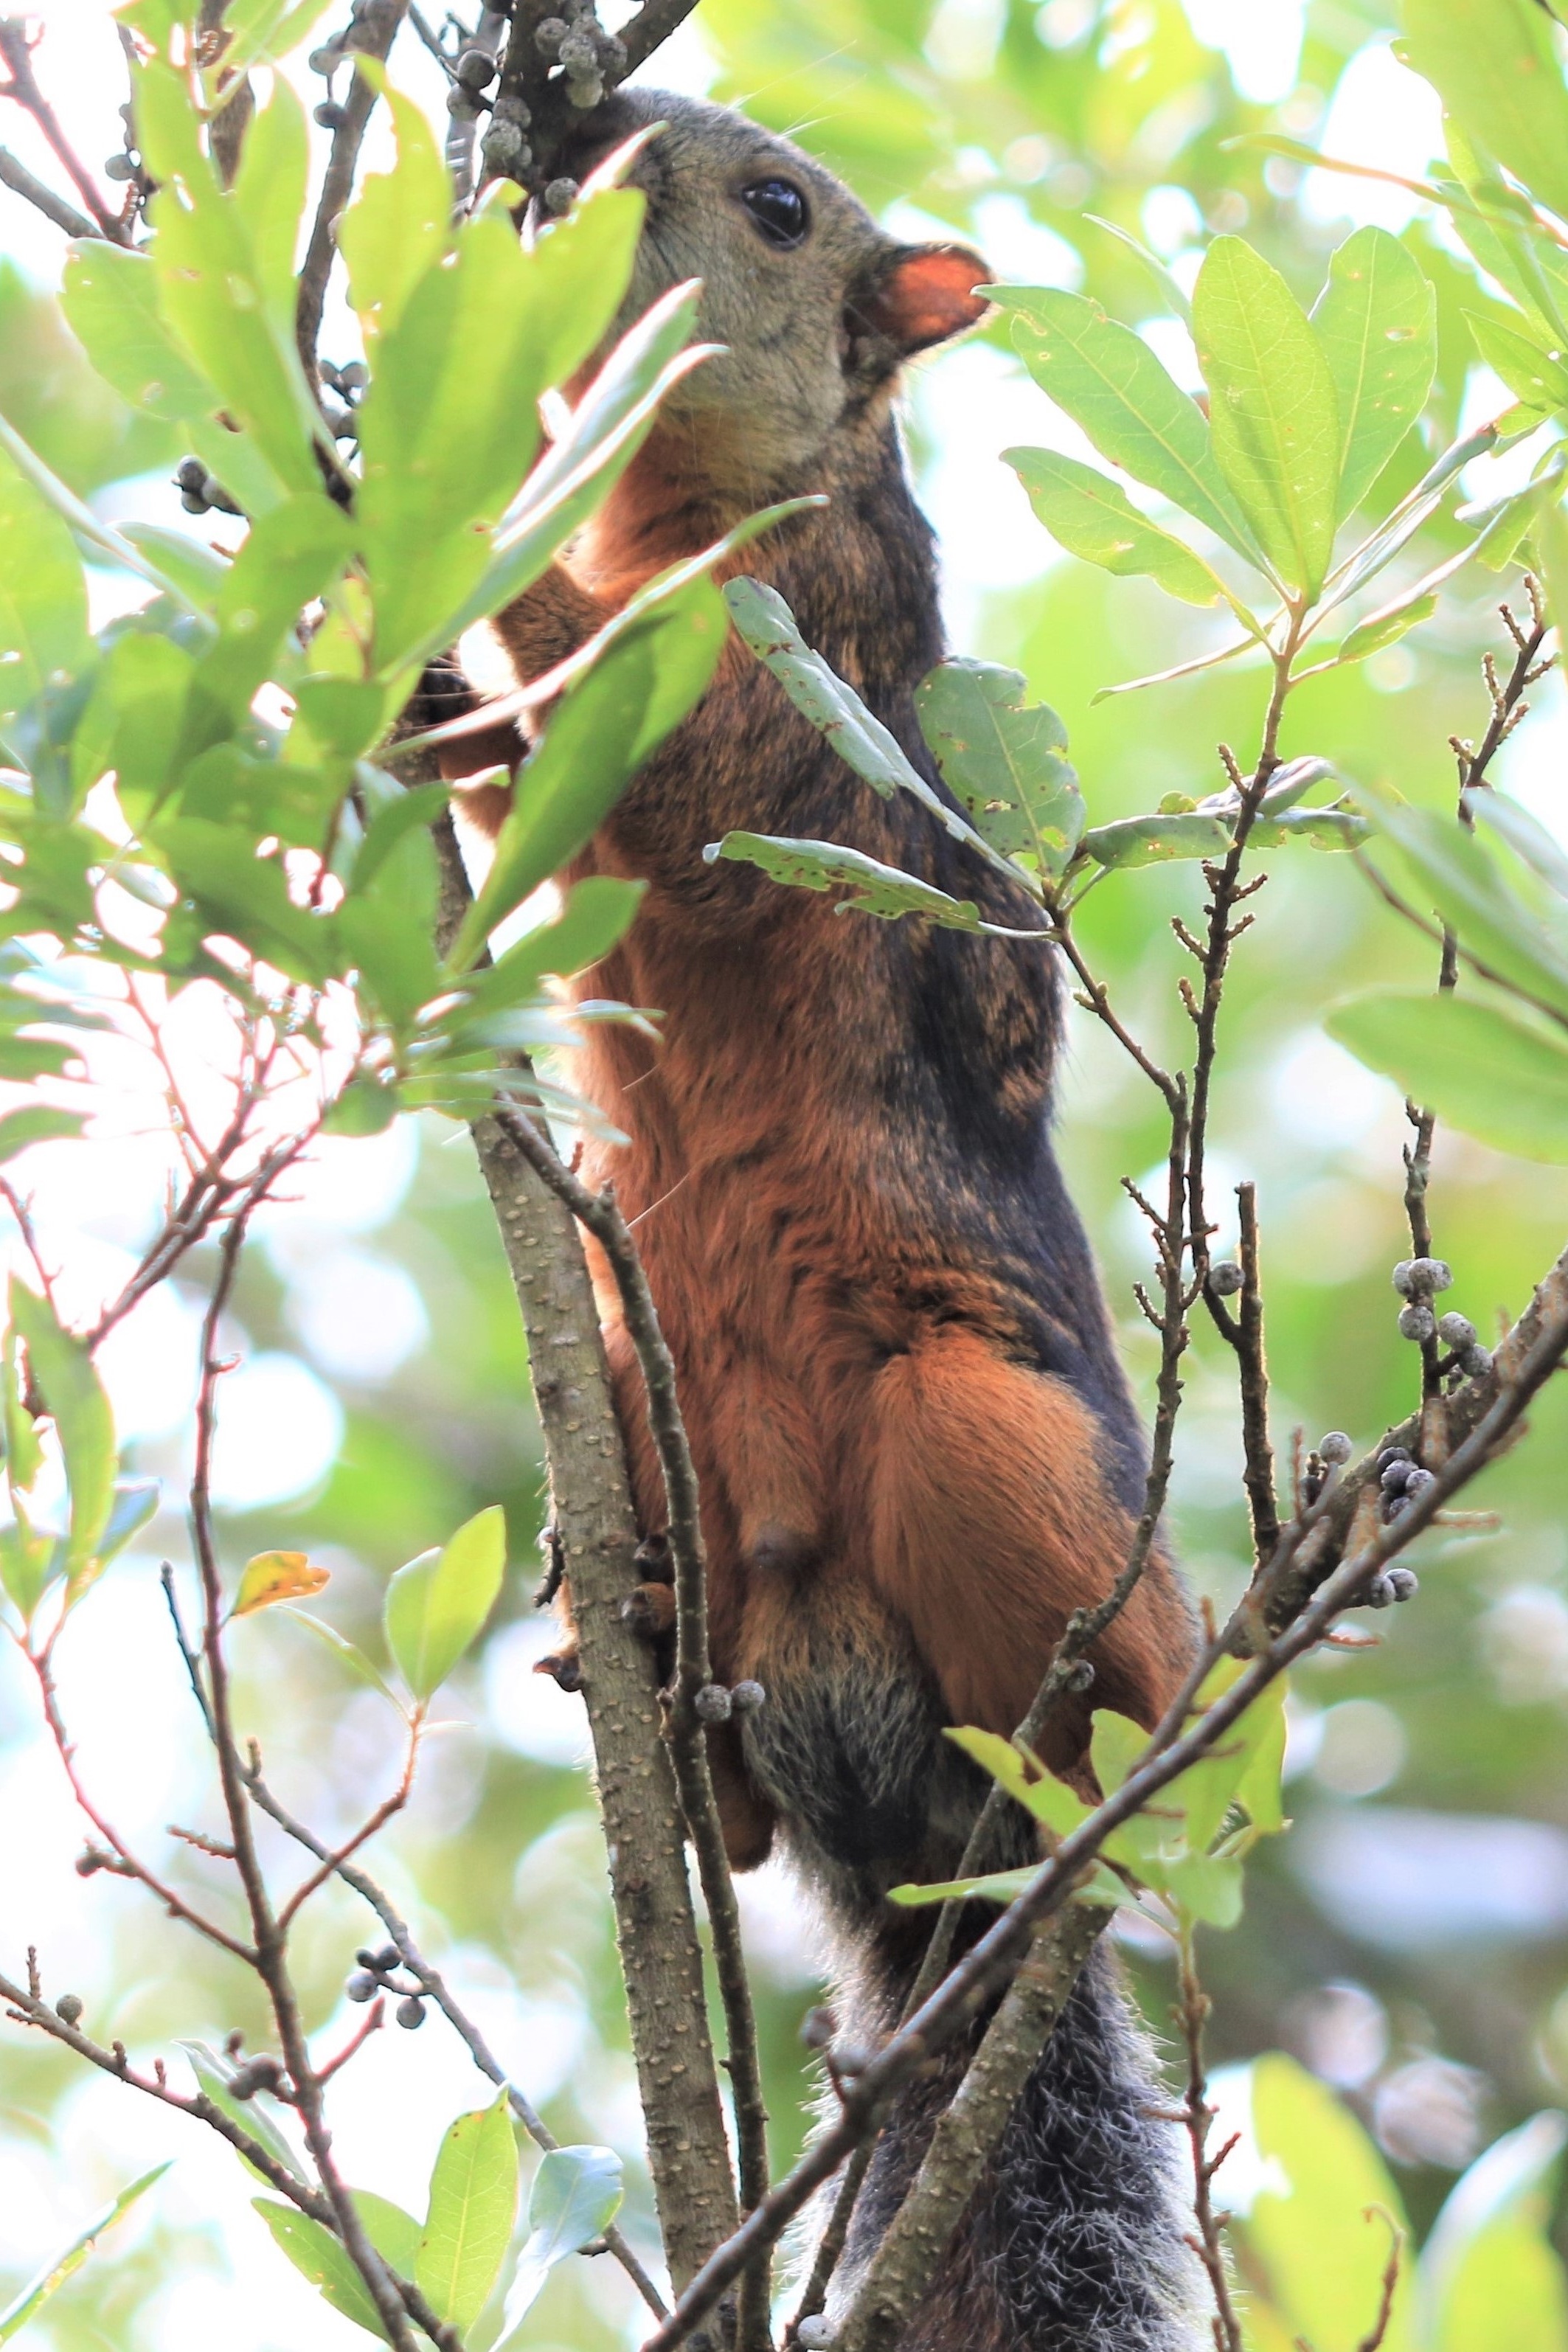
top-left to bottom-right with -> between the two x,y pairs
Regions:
620,1582 -> 677,1640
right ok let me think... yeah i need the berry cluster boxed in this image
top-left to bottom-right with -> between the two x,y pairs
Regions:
534,4 -> 627,112
1392,1258 -> 1492,1378
345,1942 -> 429,2030
692,1679 -> 766,1726
308,0 -> 398,128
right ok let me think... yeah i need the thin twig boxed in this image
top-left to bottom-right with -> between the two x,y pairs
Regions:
295,0 -> 411,378
0,140 -> 95,235
237,1743 -> 670,2317
1175,1939 -> 1243,2352
1356,2210 -> 1405,2352
0,18 -> 128,241
27,1648 -> 254,1960
617,0 -> 704,75
640,1283 -> 1568,2352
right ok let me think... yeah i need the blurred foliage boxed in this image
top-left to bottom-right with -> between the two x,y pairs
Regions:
4,1 -> 1568,2347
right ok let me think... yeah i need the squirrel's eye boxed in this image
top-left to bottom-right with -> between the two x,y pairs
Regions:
739,178 -> 810,249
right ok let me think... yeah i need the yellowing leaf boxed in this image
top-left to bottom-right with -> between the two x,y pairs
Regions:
234,1550 -> 330,1617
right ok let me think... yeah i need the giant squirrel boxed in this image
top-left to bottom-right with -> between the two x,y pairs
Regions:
443,88 -> 1202,2352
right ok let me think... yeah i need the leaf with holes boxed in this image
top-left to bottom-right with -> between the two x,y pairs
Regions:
916,657 -> 1084,877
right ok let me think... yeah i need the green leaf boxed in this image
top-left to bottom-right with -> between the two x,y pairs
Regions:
1368,796 -> 1568,1020
0,1106 -> 85,1163
181,2041 -> 308,2185
1311,228 -> 1437,521
280,1605 -> 400,1701
1080,811 -> 1234,869
339,78 -> 450,343
157,822 -> 340,988
384,1504 -> 507,1700
1238,2056 -> 1415,2352
725,573 -> 932,801
705,833 -> 997,931
1470,787 -> 1568,898
99,1478 -> 160,1568
0,263 -> 176,499
0,453 -> 91,731
212,0 -> 339,82
322,1078 -> 400,1137
1005,445 -> 1246,615
191,494 -> 355,725
0,2165 -> 170,2343
945,1725 -> 1093,1837
426,280 -> 708,663
1327,988 -> 1568,1161
1334,592 -> 1440,667
417,2092 -> 520,2334
229,72 -> 310,324
8,1279 -> 113,1591
59,242 -> 217,426
450,580 -> 726,968
135,60 -> 323,499
434,877 -> 644,1030
1193,237 -> 1342,598
1245,807 -> 1370,852
1423,2115 -> 1568,2352
251,2203 -> 386,2339
499,2145 -> 623,2342
915,656 -> 1085,876
1402,0 -> 1568,229
1465,311 -> 1568,414
997,286 -> 1256,559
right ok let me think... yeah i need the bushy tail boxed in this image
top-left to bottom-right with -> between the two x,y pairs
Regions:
825,1940 -> 1202,2352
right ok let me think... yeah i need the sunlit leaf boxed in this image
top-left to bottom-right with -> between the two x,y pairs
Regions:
498,2145 -> 624,2340
8,1278 -> 113,1592
1193,237 -> 1341,598
384,1504 -> 507,1699
449,581 -> 726,969
1005,445 -> 1241,614
1238,2056 -> 1415,2352
1328,988 -> 1568,1162
1467,311 -> 1568,417
1423,2113 -> 1568,2352
1402,0 -> 1568,229
234,1550 -> 331,1617
416,2092 -> 520,2334
0,2165 -> 170,2343
1311,228 -> 1437,521
997,285 -> 1257,559
339,79 -> 448,343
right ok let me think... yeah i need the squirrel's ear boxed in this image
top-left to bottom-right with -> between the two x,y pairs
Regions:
850,243 -> 992,358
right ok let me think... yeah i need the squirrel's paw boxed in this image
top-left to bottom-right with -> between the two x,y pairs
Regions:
620,1582 -> 677,1640
533,1640 -> 582,1693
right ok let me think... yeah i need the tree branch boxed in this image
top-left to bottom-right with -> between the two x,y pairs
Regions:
0,140 -> 96,236
0,18 -> 128,242
424,807 -> 740,2300
831,1907 -> 1105,2352
294,0 -> 410,379
491,1104 -> 771,2337
617,0 -> 704,76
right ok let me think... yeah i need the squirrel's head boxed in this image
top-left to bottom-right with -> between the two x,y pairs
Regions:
552,90 -> 991,493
